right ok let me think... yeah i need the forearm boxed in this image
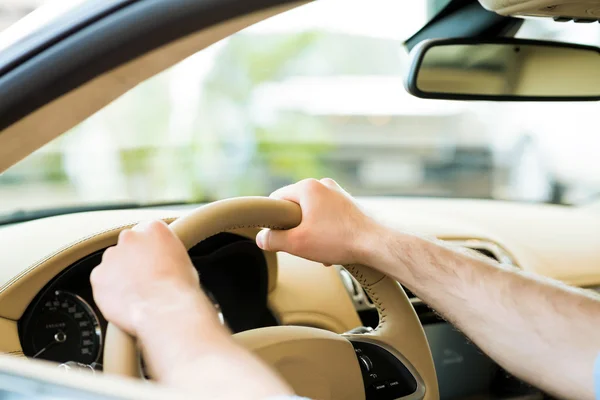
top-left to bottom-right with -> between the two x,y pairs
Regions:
135,289 -> 293,399
360,225 -> 600,400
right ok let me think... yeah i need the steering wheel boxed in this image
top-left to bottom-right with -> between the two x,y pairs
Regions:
102,197 -> 439,400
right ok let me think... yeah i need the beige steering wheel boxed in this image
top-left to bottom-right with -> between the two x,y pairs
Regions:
103,197 -> 438,400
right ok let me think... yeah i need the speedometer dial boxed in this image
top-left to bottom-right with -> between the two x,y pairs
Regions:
22,290 -> 102,365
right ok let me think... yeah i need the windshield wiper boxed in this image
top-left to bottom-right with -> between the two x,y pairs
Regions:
0,201 -> 198,226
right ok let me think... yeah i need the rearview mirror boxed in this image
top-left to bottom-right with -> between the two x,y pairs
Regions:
405,38 -> 600,101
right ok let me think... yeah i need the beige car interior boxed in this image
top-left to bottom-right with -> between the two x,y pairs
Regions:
0,0 -> 599,399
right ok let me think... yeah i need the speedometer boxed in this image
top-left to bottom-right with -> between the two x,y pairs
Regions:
21,290 -> 102,365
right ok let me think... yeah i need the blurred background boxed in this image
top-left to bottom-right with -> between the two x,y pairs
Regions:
1,0 -> 599,215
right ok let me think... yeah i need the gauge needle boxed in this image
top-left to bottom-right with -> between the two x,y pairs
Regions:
33,331 -> 67,358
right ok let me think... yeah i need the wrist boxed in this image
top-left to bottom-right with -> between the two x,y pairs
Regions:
134,288 -> 233,379
353,221 -> 421,279
136,288 -> 225,336
352,217 -> 389,266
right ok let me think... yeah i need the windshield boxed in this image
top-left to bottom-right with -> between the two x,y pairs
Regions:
1,0 -> 599,218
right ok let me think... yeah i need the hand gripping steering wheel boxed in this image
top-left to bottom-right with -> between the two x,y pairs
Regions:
102,197 -> 439,400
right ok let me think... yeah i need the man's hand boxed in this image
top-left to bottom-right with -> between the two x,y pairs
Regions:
90,220 -> 209,336
256,178 -> 379,266
90,219 -> 293,399
258,178 -> 600,400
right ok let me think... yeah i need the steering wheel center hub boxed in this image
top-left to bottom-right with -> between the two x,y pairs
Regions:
235,326 -> 364,400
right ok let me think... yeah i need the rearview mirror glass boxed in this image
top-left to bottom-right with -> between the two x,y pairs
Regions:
406,38 -> 600,101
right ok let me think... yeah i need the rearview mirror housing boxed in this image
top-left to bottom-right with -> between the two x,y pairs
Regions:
405,38 -> 600,101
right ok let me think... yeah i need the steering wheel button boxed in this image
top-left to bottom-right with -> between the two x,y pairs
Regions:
372,383 -> 386,391
358,354 -> 373,372
387,380 -> 399,387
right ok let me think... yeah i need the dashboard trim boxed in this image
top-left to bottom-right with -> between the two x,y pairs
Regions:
447,239 -> 517,266
0,218 -> 176,321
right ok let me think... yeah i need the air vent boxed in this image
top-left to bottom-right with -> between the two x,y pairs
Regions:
338,268 -> 375,311
449,239 -> 515,265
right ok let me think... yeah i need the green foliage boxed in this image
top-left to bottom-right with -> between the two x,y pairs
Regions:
0,153 -> 67,184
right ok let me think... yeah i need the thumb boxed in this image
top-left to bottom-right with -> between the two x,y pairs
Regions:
256,229 -> 291,252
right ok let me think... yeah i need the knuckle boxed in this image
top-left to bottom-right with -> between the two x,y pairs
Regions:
290,229 -> 308,251
148,220 -> 169,235
89,267 -> 102,287
101,246 -> 115,261
302,178 -> 321,192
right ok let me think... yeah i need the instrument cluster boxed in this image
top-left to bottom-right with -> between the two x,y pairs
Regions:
18,232 -> 277,369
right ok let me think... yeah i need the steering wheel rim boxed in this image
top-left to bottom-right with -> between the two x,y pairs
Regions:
102,197 -> 439,400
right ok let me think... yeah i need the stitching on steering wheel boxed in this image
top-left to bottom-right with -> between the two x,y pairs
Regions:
345,265 -> 387,333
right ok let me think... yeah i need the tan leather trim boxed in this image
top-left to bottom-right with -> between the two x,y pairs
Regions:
0,217 -> 174,321
0,2 -> 309,173
235,326 -> 365,400
0,317 -> 21,355
103,323 -> 141,378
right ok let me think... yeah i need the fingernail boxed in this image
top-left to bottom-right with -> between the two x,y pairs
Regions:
256,231 -> 265,249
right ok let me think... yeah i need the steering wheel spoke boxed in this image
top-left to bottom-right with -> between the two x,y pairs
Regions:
345,335 -> 426,400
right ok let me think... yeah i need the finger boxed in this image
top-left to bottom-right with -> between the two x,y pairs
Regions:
118,228 -> 137,244
269,183 -> 301,203
89,266 -> 101,287
256,229 -> 291,252
101,246 -> 116,262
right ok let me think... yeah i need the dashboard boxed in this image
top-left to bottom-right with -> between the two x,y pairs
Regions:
17,232 -> 277,367
0,198 -> 598,399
